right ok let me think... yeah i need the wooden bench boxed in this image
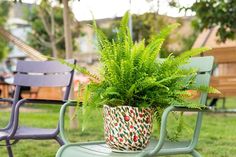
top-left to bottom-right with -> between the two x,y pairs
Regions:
204,47 -> 236,109
21,87 -> 40,99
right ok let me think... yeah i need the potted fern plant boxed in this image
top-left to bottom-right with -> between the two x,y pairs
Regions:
77,12 -> 214,152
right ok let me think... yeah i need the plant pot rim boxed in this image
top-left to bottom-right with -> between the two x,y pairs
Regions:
103,104 -> 152,109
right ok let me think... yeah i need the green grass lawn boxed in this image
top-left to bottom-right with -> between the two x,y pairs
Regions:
1,99 -> 236,157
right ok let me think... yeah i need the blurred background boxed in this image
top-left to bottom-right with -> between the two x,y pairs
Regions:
0,0 -> 236,156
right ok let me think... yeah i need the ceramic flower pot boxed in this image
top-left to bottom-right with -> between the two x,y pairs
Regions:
103,105 -> 154,151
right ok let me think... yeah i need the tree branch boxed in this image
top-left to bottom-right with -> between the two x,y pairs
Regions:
37,7 -> 52,36
34,33 -> 51,48
50,7 -> 55,36
56,35 -> 64,44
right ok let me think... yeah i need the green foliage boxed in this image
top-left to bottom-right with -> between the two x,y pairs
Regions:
0,2 -> 10,25
0,1 -> 10,61
25,2 -> 63,57
24,0 -> 80,57
188,0 -> 236,42
100,13 -> 187,57
81,12 -> 211,114
0,36 -> 10,61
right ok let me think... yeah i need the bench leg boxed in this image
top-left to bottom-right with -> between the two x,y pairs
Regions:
191,150 -> 201,157
222,97 -> 226,109
55,136 -> 65,146
209,98 -> 218,107
6,140 -> 13,157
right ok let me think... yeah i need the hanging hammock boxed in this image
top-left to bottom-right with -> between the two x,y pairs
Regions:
0,26 -> 47,61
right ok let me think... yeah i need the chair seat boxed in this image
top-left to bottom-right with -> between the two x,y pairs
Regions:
56,140 -> 191,157
0,131 -> 8,140
0,127 -> 57,140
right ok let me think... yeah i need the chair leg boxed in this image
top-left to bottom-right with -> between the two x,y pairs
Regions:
5,140 -> 13,157
55,136 -> 65,146
191,150 -> 201,157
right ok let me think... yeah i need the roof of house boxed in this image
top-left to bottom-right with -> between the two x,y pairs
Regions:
193,27 -> 236,64
192,27 -> 236,49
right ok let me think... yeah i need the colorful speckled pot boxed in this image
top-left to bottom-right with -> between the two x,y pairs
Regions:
103,105 -> 154,151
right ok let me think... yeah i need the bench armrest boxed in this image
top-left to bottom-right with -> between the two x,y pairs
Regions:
140,105 -> 210,157
59,101 -> 80,144
0,98 -> 14,131
7,98 -> 71,139
0,98 -> 13,103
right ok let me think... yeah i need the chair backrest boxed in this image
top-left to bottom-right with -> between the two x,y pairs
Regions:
184,56 -> 214,105
13,59 -> 76,101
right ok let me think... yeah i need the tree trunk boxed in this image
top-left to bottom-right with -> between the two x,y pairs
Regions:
63,0 -> 73,59
50,6 -> 58,58
50,35 -> 58,58
62,0 -> 78,129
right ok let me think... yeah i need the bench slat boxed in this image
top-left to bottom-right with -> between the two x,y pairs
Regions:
14,73 -> 72,87
16,60 -> 75,73
184,56 -> 214,72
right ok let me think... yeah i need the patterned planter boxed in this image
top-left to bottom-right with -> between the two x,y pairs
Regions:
103,105 -> 154,151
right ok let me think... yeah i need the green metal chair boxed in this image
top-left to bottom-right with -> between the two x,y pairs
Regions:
56,56 -> 214,157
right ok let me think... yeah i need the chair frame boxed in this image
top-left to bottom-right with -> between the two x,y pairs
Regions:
56,56 -> 214,157
57,103 -> 207,157
0,59 -> 76,157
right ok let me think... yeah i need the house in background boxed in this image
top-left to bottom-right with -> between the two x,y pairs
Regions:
5,3 -> 33,71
